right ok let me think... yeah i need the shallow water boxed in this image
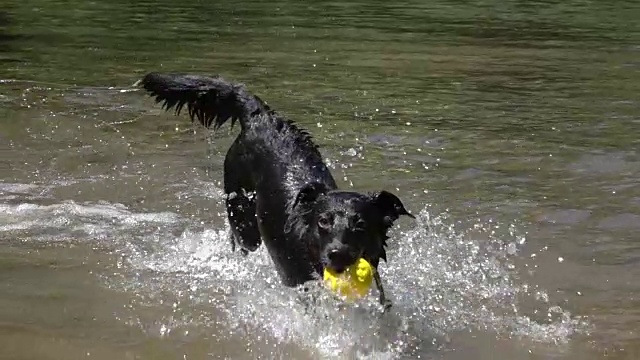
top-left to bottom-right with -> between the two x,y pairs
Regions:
2,0 -> 640,359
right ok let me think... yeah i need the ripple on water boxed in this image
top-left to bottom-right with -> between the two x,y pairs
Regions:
533,208 -> 593,225
597,213 -> 640,230
567,152 -> 638,175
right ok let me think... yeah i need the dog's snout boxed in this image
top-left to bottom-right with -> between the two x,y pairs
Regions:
326,247 -> 357,273
327,249 -> 341,262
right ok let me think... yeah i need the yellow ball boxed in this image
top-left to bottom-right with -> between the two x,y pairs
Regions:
323,258 -> 374,300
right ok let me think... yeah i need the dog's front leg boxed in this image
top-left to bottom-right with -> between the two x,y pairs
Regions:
228,229 -> 249,256
373,269 -> 392,311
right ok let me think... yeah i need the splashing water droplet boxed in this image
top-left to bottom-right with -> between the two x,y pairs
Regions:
74,201 -> 588,358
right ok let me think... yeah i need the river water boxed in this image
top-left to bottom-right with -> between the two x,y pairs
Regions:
1,0 -> 640,359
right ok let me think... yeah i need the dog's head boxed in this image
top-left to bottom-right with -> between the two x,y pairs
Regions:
286,182 -> 415,274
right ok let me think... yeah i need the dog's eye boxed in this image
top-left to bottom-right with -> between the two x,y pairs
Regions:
354,219 -> 366,232
318,216 -> 332,229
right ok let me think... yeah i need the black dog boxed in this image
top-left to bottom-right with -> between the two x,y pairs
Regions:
138,73 -> 414,309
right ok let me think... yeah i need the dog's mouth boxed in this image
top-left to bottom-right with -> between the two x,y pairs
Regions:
325,263 -> 348,274
323,250 -> 360,274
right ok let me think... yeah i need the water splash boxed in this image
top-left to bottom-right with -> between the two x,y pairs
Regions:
118,206 -> 587,357
384,210 -> 585,345
0,192 -> 587,358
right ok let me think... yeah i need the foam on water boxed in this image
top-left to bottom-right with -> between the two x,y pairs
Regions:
0,200 -> 178,242
0,183 -> 588,358
0,183 -> 179,241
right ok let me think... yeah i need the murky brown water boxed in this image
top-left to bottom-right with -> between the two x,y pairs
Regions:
2,0 -> 640,359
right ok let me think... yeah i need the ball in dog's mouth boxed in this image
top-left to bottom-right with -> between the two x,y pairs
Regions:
323,258 -> 374,300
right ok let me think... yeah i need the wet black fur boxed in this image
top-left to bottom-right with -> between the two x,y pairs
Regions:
138,72 -> 414,309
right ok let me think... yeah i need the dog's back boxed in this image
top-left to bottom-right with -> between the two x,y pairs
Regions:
139,73 -> 335,192
139,73 -> 337,284
224,111 -> 342,284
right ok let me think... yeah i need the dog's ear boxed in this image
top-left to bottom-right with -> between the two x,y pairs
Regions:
292,182 -> 328,209
285,182 -> 328,235
373,190 -> 415,226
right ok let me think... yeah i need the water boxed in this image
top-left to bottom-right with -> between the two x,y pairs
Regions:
2,0 -> 640,358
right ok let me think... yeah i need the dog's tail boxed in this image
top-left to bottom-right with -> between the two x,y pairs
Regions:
137,72 -> 271,130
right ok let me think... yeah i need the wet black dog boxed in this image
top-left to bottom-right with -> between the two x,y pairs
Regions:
138,73 -> 414,309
